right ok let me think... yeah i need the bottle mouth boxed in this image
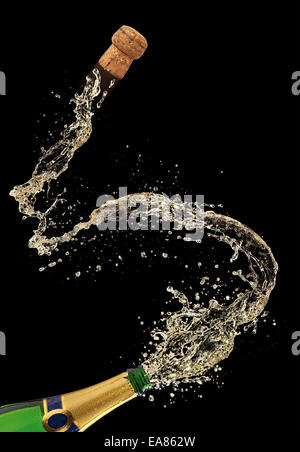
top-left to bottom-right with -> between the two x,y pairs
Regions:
126,366 -> 151,394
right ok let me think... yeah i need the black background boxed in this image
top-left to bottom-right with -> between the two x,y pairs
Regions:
0,2 -> 299,446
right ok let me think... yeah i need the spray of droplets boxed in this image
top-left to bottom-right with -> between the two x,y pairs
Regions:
9,68 -> 111,256
9,66 -> 278,393
142,212 -> 278,389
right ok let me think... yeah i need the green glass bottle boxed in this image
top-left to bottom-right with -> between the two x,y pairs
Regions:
0,366 -> 151,432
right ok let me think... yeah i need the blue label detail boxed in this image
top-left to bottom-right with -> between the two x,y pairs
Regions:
66,423 -> 80,432
46,395 -> 62,412
48,413 -> 68,429
46,395 -> 80,431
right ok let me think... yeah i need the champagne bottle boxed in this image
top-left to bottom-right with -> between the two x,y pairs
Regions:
0,366 -> 151,432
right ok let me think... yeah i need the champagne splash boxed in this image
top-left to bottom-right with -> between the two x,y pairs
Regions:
142,212 -> 278,389
9,70 -> 278,390
9,68 -> 108,253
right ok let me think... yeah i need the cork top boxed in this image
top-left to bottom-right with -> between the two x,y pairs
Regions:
112,25 -> 148,60
99,25 -> 148,79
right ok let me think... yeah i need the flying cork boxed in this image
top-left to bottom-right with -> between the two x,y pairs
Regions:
99,25 -> 148,79
93,25 -> 148,91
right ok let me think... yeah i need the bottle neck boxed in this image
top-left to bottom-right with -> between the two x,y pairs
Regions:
42,367 -> 151,432
126,366 -> 152,395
